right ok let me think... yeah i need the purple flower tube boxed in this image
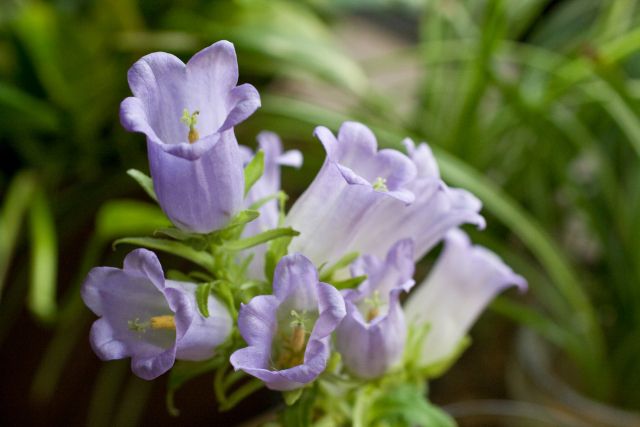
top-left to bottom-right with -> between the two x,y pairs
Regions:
230,254 -> 346,390
335,239 -> 416,379
81,249 -> 232,380
120,41 -> 260,233
404,230 -> 527,366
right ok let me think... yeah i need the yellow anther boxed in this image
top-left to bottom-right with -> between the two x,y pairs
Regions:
180,109 -> 200,143
367,306 -> 380,322
150,315 -> 176,330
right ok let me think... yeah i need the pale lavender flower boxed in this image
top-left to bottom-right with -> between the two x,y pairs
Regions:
120,41 -> 260,233
81,249 -> 232,380
285,122 -> 483,267
404,230 -> 527,366
285,122 -> 417,266
241,132 -> 302,279
230,254 -> 346,390
335,239 -> 415,379
349,139 -> 485,261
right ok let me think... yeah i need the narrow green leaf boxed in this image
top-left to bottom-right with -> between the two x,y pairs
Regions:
223,227 -> 299,251
249,191 -> 287,211
0,171 -> 37,296
196,282 -> 213,318
96,199 -> 169,242
331,275 -> 367,290
244,150 -> 264,196
319,252 -> 359,281
127,169 -> 157,202
28,190 -> 57,323
228,209 -> 260,227
113,237 -> 213,271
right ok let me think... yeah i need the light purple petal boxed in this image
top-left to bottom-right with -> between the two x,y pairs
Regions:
404,229 -> 527,366
336,241 -> 414,379
147,129 -> 244,232
120,41 -> 259,233
272,254 -> 319,310
286,122 -> 418,266
230,255 -> 345,390
167,281 -> 233,361
219,83 -> 261,132
81,250 -> 181,380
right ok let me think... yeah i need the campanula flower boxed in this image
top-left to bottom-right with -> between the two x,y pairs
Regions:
120,41 -> 260,233
241,132 -> 302,279
349,139 -> 485,261
81,249 -> 232,380
285,122 -> 417,266
335,239 -> 415,379
404,230 -> 526,366
230,254 -> 346,390
285,122 -> 483,268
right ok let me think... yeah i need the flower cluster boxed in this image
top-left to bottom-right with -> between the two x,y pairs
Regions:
82,41 -> 526,422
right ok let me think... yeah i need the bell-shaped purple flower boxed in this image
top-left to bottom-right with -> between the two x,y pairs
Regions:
81,249 -> 232,380
349,139 -> 485,261
285,122 -> 484,268
230,254 -> 346,391
285,122 -> 417,266
241,132 -> 302,279
120,41 -> 260,233
335,239 -> 415,379
404,230 -> 527,366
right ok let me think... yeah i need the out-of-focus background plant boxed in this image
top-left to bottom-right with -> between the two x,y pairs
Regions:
1,0 -> 639,425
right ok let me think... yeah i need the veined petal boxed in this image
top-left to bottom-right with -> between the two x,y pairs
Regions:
147,129 -> 244,233
336,241 -> 414,379
230,255 -> 345,390
286,122 -> 416,266
404,229 -> 527,366
121,41 -> 259,233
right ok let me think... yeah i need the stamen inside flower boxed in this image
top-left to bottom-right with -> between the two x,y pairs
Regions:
127,315 -> 176,332
150,315 -> 176,330
272,310 -> 310,370
180,109 -> 200,143
373,177 -> 388,192
364,290 -> 382,322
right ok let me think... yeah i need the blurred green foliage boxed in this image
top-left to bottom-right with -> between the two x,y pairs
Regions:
2,0 -> 640,424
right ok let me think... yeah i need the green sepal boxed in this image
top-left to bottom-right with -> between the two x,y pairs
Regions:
112,237 -> 214,272
404,323 -> 471,380
330,275 -> 367,290
223,227 -> 299,252
227,209 -> 260,228
319,252 -> 359,281
418,336 -> 471,379
358,384 -> 456,427
127,169 -> 157,202
265,235 -> 294,281
280,385 -> 318,427
283,388 -> 303,406
195,282 -> 214,317
244,149 -> 264,196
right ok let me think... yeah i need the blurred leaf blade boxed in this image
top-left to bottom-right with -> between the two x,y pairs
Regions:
28,189 -> 58,323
